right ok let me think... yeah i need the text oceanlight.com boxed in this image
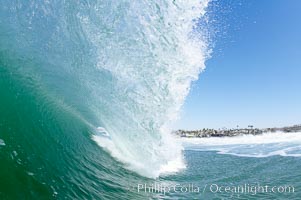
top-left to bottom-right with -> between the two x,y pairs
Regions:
134,183 -> 295,196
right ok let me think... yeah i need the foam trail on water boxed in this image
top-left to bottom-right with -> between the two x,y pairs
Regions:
181,132 -> 301,158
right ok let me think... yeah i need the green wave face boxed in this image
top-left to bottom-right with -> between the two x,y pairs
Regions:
0,0 -> 209,199
0,55 -> 150,199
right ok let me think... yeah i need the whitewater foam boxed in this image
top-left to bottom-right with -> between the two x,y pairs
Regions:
81,0 -> 212,178
0,0 -> 211,178
181,132 -> 301,158
0,138 -> 5,146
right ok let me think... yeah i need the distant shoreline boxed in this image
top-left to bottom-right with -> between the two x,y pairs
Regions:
174,124 -> 301,138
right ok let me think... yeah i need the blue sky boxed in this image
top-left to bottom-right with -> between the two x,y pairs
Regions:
177,0 -> 301,129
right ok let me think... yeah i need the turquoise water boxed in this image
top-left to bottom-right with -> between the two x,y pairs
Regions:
159,150 -> 301,199
0,0 -> 212,179
1,0 -> 300,199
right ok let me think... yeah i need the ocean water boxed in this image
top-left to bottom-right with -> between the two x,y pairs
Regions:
0,0 -> 300,199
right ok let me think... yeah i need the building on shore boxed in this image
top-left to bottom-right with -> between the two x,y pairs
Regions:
174,124 -> 301,138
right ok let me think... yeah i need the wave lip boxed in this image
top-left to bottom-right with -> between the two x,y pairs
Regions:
85,0 -> 211,178
0,0 -> 211,179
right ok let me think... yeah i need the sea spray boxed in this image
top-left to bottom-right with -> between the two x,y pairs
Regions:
81,0 -> 211,178
0,0 -> 211,178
